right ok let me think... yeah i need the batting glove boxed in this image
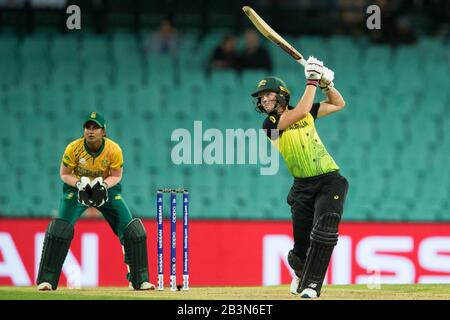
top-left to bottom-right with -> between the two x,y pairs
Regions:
304,56 -> 323,86
319,67 -> 335,92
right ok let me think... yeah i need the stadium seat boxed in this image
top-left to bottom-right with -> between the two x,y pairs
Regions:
0,34 -> 18,60
296,36 -> 330,63
19,33 -> 50,61
0,32 -> 448,222
51,61 -> 81,86
50,34 -> 81,62
81,33 -> 110,61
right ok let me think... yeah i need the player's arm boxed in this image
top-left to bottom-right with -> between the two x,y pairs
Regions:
317,87 -> 346,118
277,56 -> 323,130
277,85 -> 317,130
60,162 -> 79,187
103,167 -> 122,189
103,146 -> 124,189
315,67 -> 345,118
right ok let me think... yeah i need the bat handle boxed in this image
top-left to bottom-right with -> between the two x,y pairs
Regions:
298,58 -> 306,67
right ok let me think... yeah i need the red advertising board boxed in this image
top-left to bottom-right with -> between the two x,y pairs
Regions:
1,219 -> 450,287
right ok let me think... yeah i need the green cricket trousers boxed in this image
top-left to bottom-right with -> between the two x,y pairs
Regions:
59,183 -> 133,241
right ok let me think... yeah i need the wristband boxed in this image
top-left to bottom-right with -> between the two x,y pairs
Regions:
307,80 -> 319,87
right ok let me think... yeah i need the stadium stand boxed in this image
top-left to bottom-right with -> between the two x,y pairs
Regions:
0,31 -> 448,221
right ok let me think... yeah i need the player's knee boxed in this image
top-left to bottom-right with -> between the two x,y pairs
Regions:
311,212 -> 340,246
123,218 -> 147,241
47,218 -> 74,240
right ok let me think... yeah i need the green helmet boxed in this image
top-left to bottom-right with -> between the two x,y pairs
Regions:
251,76 -> 290,113
251,76 -> 290,97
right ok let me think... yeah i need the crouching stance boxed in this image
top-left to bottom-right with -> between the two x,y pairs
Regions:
37,112 -> 154,291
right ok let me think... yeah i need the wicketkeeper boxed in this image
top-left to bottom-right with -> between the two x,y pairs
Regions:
37,112 -> 154,291
252,57 -> 349,298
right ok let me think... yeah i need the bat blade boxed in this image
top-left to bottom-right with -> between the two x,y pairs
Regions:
242,6 -> 305,66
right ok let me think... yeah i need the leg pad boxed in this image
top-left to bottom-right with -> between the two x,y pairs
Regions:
123,218 -> 149,289
36,219 -> 74,290
299,213 -> 340,296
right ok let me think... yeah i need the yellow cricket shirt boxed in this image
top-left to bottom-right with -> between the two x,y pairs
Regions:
62,137 -> 124,179
263,103 -> 339,178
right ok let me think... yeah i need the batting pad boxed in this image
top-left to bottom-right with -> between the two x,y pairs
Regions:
299,212 -> 340,296
123,218 -> 149,289
36,219 -> 74,290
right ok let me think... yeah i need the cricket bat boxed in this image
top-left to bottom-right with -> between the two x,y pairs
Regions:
242,6 -> 306,66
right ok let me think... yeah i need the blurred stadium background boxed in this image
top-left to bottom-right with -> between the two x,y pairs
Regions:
0,0 -> 449,289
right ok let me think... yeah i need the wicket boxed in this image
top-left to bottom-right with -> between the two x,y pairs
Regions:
156,188 -> 189,291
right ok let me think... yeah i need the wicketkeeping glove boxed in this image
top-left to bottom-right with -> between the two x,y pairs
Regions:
89,177 -> 109,208
76,177 -> 92,206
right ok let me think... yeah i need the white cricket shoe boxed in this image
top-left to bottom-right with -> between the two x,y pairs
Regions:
37,282 -> 53,291
128,281 -> 156,290
139,282 -> 156,290
300,288 -> 318,299
290,275 -> 301,295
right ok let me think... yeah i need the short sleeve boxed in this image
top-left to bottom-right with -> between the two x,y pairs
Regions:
110,145 -> 124,169
262,114 -> 282,140
310,102 -> 321,120
62,143 -> 76,168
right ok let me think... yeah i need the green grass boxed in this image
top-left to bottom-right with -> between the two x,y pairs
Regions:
1,284 -> 449,300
